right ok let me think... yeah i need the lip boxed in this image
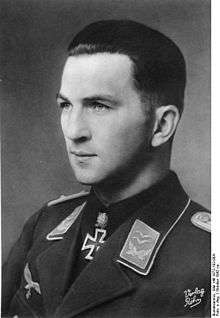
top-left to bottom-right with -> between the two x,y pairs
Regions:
70,151 -> 97,157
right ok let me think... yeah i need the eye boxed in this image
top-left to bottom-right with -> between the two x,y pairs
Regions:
90,102 -> 111,112
59,101 -> 72,110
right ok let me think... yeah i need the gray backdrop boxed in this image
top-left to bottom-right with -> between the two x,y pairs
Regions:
1,0 -> 210,262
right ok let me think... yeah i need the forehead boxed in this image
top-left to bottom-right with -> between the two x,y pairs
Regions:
60,53 -> 136,98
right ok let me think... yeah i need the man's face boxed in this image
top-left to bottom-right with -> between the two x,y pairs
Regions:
58,53 -> 154,186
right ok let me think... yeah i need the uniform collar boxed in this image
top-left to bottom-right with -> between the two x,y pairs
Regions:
91,170 -> 176,211
85,170 -> 180,233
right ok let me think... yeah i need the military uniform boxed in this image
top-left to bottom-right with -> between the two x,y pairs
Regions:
2,171 -> 211,317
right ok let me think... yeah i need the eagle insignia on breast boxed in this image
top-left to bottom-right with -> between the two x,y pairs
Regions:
24,263 -> 41,299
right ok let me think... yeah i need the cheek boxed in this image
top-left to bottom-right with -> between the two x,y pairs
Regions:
60,114 -> 65,133
95,116 -> 150,156
60,116 -> 69,146
60,113 -> 72,145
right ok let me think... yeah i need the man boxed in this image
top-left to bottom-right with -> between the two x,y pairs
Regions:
2,20 -> 211,317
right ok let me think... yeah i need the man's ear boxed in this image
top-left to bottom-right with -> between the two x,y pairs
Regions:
151,105 -> 180,147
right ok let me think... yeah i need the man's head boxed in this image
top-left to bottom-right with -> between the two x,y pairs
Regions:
58,20 -> 186,187
68,20 -> 186,116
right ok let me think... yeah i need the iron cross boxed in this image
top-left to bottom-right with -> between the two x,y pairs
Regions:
81,228 -> 107,260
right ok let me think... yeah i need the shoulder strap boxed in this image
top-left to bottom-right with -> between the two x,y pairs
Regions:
47,191 -> 90,207
191,211 -> 211,233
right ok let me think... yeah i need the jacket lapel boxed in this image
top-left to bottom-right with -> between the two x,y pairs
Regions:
36,213 -> 82,314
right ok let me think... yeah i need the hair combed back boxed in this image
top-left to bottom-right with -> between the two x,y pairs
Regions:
68,20 -> 186,114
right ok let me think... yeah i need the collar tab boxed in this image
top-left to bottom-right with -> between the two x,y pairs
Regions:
117,198 -> 191,275
117,219 -> 160,275
46,202 -> 86,240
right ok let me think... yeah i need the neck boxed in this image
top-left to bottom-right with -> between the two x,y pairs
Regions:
94,160 -> 170,206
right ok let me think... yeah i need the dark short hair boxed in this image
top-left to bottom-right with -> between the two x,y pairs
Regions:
68,20 -> 186,114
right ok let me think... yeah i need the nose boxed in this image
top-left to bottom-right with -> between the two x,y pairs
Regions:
61,107 -> 92,143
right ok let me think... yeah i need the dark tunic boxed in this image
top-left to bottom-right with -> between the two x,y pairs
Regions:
2,171 -> 211,317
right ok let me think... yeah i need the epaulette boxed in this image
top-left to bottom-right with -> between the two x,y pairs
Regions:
47,191 -> 90,207
191,211 -> 211,233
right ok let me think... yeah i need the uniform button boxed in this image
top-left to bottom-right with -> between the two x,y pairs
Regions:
13,315 -> 19,318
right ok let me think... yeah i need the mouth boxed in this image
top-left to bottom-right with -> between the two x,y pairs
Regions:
70,151 -> 97,158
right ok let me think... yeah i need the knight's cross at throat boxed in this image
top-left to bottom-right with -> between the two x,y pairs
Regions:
81,212 -> 108,260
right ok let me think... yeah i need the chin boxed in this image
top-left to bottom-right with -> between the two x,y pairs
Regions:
70,162 -> 118,186
73,170 -> 105,186
69,159 -> 106,185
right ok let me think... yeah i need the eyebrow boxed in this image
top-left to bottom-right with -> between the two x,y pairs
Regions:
56,93 -> 71,103
56,93 -> 118,105
83,95 -> 118,105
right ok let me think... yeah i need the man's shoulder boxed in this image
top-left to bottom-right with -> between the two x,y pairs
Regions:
29,190 -> 90,238
186,200 -> 211,234
189,200 -> 210,213
174,199 -> 211,241
171,199 -> 211,265
154,198 -> 210,284
46,190 -> 89,207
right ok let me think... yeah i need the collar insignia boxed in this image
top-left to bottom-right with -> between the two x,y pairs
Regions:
46,202 -> 86,240
117,219 -> 160,275
191,211 -> 211,233
24,263 -> 41,299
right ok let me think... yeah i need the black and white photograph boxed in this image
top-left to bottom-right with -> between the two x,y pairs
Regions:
1,0 -> 211,317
